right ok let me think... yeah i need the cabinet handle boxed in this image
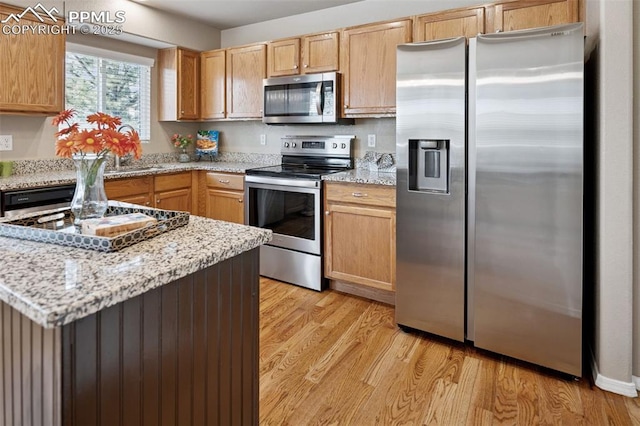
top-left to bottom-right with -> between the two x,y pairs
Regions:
156,199 -> 160,204
293,65 -> 298,69
145,201 -> 150,206
352,192 -> 367,198
344,104 -> 348,109
325,211 -> 330,215
218,179 -> 230,184
238,198 -> 243,203
304,64 -> 308,68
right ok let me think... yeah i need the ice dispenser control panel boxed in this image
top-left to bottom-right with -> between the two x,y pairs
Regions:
408,139 -> 449,193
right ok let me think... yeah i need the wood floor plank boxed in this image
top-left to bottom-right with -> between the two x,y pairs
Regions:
258,279 -> 640,425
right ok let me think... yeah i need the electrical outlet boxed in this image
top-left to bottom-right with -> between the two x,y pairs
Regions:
260,134 -> 266,146
0,135 -> 12,151
367,134 -> 376,148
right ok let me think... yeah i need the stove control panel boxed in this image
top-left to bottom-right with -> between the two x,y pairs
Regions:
281,135 -> 354,158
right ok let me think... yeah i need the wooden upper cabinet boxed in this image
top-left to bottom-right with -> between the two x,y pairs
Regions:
158,47 -> 200,121
302,32 -> 339,74
200,49 -> 226,119
226,44 -> 266,119
341,19 -> 412,117
414,6 -> 486,41
267,38 -> 300,77
490,0 -> 580,33
267,32 -> 339,77
0,4 -> 64,114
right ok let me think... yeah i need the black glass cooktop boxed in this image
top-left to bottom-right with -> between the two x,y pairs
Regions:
245,164 -> 348,180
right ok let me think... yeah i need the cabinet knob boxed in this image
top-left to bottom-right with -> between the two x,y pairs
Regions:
156,199 -> 160,204
293,65 -> 298,69
344,105 -> 348,109
145,201 -> 150,206
351,192 -> 367,198
220,110 -> 224,114
304,64 -> 308,68
238,198 -> 243,203
325,211 -> 330,215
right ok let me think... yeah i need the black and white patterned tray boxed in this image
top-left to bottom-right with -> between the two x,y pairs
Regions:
0,202 -> 190,252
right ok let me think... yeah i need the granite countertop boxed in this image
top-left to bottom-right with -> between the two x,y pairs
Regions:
322,168 -> 397,186
0,161 -> 267,191
0,214 -> 272,328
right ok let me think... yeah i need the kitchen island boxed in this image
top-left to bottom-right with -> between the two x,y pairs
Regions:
0,213 -> 271,426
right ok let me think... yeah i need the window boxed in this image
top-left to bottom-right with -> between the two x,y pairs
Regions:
64,44 -> 152,141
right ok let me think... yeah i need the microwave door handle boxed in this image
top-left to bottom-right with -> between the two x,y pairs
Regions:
315,82 -> 322,115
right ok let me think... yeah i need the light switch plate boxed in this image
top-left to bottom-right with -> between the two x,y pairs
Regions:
260,134 -> 266,146
0,135 -> 13,151
367,134 -> 376,148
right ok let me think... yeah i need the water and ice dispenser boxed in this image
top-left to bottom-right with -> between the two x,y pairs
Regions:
408,139 -> 449,193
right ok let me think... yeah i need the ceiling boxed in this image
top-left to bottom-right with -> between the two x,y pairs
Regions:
131,0 -> 364,30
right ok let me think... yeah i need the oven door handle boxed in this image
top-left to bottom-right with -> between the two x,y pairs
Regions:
245,175 -> 321,189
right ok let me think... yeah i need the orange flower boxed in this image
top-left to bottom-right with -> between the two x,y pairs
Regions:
55,123 -> 79,137
55,138 -> 76,158
72,130 -> 102,154
122,129 -> 143,160
102,128 -> 127,156
51,109 -> 76,126
86,112 -> 121,130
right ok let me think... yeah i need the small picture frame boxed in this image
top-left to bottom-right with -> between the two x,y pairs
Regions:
196,130 -> 219,161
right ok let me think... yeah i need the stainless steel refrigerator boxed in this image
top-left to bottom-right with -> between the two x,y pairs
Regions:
395,23 -> 584,376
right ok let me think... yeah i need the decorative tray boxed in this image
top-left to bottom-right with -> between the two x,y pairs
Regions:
0,202 -> 190,252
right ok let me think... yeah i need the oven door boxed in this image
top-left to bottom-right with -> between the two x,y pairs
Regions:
245,176 -> 321,255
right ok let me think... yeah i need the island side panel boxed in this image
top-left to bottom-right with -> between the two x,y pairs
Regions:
61,247 -> 260,426
0,301 -> 62,426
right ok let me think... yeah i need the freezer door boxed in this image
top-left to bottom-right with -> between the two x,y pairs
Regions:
396,37 -> 466,342
473,23 -> 583,375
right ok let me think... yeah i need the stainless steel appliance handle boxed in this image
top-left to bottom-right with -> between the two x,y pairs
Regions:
245,175 -> 320,189
315,82 -> 322,116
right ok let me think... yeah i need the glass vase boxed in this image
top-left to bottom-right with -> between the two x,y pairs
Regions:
178,147 -> 190,163
71,153 -> 108,225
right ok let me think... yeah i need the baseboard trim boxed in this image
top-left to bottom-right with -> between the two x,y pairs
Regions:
591,353 -> 638,397
633,375 -> 640,391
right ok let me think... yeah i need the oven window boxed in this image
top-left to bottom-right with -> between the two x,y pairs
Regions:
248,187 -> 315,240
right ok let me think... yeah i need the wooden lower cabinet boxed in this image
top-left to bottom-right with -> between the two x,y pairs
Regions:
105,172 -> 193,212
324,182 -> 396,304
199,171 -> 245,224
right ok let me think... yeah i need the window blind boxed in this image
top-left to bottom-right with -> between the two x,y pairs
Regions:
65,48 -> 152,141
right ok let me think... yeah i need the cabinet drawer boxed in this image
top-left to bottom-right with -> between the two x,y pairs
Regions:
325,182 -> 396,208
105,176 -> 153,199
154,172 -> 192,192
205,172 -> 244,191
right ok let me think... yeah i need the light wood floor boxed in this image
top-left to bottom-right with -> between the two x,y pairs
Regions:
258,278 -> 640,425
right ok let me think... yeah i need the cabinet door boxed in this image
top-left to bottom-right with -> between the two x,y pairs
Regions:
204,189 -> 245,224
491,0 -> 579,33
200,49 -> 226,119
226,44 -> 266,119
325,203 -> 396,291
414,7 -> 485,41
155,188 -> 192,212
267,38 -> 300,77
301,32 -> 339,74
178,49 -> 200,120
341,20 -> 412,116
0,5 -> 64,114
115,194 -> 152,207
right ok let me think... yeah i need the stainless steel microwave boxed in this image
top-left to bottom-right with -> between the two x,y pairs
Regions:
262,72 -> 352,124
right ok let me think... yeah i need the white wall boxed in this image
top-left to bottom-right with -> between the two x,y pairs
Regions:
592,0 -> 637,396
3,0 -> 221,50
222,0 -> 486,47
633,0 -> 640,387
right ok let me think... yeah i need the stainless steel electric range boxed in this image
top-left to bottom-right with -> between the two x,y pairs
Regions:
245,135 -> 354,291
